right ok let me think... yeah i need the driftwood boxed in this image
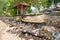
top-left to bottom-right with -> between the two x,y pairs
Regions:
22,14 -> 49,23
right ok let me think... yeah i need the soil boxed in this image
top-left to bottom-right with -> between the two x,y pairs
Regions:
0,20 -> 21,40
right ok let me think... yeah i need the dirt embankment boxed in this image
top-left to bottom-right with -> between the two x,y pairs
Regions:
0,20 -> 8,40
0,20 -> 21,40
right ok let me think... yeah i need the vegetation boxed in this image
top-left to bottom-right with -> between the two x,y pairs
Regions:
0,0 -> 60,16
0,0 -> 3,16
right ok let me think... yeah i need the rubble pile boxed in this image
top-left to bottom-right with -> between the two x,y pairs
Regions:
46,16 -> 60,27
1,16 -> 60,40
4,22 -> 60,40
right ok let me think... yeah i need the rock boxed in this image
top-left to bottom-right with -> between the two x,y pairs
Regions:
22,38 -> 25,40
29,38 -> 34,40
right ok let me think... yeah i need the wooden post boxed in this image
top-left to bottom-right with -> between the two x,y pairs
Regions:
20,5 -> 24,18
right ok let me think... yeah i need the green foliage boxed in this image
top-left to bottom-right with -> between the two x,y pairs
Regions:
3,0 -> 17,16
3,0 -> 60,17
0,0 -> 3,16
3,0 -> 49,16
26,6 -> 32,13
40,0 -> 48,7
54,0 -> 60,4
7,7 -> 16,16
48,0 -> 60,6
